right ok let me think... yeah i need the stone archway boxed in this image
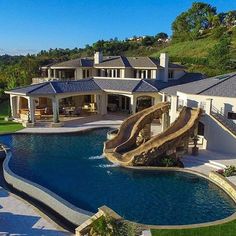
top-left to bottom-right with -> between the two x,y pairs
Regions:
136,96 -> 154,112
107,94 -> 131,113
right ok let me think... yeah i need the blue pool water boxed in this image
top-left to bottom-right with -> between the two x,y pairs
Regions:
0,128 -> 236,225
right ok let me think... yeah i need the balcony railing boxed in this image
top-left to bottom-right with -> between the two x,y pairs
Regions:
211,105 -> 236,136
32,77 -> 76,84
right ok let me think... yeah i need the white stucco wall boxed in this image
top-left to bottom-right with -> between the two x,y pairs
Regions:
173,92 -> 236,154
201,115 -> 236,155
177,92 -> 236,115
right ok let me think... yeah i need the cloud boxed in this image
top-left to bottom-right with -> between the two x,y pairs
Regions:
0,48 -> 38,56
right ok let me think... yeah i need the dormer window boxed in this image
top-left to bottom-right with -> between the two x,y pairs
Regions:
134,69 -> 152,79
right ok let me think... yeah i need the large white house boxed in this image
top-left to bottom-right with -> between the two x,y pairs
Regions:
6,52 -> 196,125
5,52 -> 236,154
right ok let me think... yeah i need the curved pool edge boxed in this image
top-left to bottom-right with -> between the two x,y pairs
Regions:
3,150 -> 92,226
2,142 -> 236,229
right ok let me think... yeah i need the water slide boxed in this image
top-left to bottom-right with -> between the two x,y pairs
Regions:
104,102 -> 170,151
104,107 -> 202,166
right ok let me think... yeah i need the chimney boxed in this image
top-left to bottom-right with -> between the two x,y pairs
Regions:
94,51 -> 103,64
160,52 -> 169,82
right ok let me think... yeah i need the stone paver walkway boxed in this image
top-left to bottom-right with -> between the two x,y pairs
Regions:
0,186 -> 71,235
182,149 -> 236,184
17,114 -> 125,133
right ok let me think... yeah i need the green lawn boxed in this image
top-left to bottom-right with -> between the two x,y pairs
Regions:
0,100 -> 23,134
151,219 -> 236,236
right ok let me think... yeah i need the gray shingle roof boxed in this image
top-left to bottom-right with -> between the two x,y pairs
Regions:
6,79 -> 101,95
94,56 -> 127,68
93,78 -> 158,92
6,72 -> 206,96
51,58 -> 93,68
161,72 -> 236,97
147,73 -> 204,94
46,55 -> 184,69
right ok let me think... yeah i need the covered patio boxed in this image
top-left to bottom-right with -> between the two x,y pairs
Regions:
5,78 -> 163,127
8,93 -> 107,127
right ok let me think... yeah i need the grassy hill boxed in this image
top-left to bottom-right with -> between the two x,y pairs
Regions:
150,30 -> 236,76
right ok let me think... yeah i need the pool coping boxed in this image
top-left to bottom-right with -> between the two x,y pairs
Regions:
2,127 -> 236,231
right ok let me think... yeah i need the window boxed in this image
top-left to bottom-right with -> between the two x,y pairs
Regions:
148,70 -> 151,78
87,69 -> 90,78
228,112 -> 236,120
117,69 -> 120,78
83,70 -> 86,78
168,70 -> 174,79
143,70 -> 146,79
104,70 -> 108,77
97,69 -> 101,76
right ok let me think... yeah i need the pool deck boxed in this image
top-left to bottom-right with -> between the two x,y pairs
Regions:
182,149 -> 236,185
0,186 -> 71,235
16,114 -> 125,133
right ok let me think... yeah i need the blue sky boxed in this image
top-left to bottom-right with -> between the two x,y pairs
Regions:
0,0 -> 235,55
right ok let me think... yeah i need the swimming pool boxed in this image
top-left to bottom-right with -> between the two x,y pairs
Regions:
0,128 -> 236,225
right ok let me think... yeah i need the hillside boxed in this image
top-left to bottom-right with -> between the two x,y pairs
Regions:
150,30 -> 236,76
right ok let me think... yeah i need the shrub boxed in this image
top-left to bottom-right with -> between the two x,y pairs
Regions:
90,215 -> 141,236
223,165 -> 236,177
211,26 -> 227,39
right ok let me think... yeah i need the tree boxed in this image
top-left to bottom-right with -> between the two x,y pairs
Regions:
172,2 -> 217,40
223,11 -> 236,27
141,36 -> 155,46
155,32 -> 168,40
208,35 -> 231,70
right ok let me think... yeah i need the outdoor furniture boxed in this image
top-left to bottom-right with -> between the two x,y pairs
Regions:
62,106 -> 76,116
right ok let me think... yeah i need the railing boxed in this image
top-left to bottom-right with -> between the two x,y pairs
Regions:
32,77 -> 51,84
210,105 -> 236,136
32,77 -> 75,84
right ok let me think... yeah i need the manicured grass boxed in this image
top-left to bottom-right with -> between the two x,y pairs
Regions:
0,100 -> 23,134
151,219 -> 236,236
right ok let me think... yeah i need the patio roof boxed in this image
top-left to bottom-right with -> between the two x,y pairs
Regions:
5,72 -> 204,96
6,79 -> 101,96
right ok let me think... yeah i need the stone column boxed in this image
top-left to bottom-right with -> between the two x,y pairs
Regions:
170,95 -> 178,124
205,98 -> 213,115
100,93 -> 107,115
52,97 -> 59,123
27,97 -> 35,123
10,95 -> 17,118
130,95 -> 137,114
74,69 -> 77,80
48,68 -> 51,79
95,94 -> 100,113
53,69 -> 56,79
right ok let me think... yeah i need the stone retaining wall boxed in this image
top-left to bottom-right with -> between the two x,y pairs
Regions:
209,171 -> 236,203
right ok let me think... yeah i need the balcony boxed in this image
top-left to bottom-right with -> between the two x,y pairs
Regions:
32,77 -> 75,84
